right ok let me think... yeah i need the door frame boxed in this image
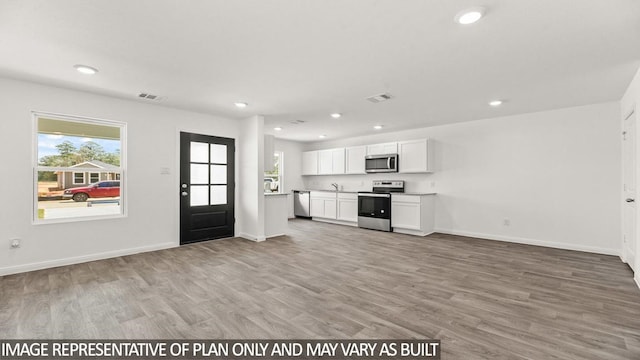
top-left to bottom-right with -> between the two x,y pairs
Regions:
621,106 -> 639,274
175,128 -> 238,245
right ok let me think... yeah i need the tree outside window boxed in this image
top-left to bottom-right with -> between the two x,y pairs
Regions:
264,152 -> 283,193
35,113 -> 125,223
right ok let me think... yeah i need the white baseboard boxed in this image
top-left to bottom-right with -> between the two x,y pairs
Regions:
239,232 -> 266,242
312,218 -> 358,227
266,233 -> 286,239
394,228 -> 434,237
620,254 -> 628,264
0,242 -> 177,277
434,228 -> 620,256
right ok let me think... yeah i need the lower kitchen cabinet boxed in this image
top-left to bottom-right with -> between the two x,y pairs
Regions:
337,193 -> 358,222
391,194 -> 435,236
310,191 -> 337,219
310,191 -> 357,225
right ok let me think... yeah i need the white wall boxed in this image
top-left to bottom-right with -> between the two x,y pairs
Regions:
0,77 -> 242,275
238,115 -> 265,241
274,138 -> 304,218
303,102 -> 622,255
621,66 -> 640,284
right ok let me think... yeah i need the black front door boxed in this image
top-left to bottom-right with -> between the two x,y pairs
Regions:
180,132 -> 235,244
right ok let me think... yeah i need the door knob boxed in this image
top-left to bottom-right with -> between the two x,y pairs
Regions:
626,198 -> 635,203
181,192 -> 188,197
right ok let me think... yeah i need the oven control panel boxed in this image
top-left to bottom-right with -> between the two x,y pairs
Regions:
372,180 -> 405,193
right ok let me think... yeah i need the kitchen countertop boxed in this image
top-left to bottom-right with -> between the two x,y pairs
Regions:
293,189 -> 359,194
264,192 -> 289,196
293,189 -> 436,195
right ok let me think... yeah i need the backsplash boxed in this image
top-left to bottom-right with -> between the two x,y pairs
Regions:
302,173 -> 437,193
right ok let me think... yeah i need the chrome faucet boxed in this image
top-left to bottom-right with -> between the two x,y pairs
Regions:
331,183 -> 339,191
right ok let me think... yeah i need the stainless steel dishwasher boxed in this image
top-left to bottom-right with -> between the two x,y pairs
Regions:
293,190 -> 311,218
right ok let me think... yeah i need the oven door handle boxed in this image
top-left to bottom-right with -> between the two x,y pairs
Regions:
387,157 -> 391,169
358,193 -> 391,198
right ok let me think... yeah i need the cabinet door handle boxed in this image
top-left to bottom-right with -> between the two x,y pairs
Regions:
626,198 -> 635,203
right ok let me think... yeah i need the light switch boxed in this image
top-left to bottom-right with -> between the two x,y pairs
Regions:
160,167 -> 170,175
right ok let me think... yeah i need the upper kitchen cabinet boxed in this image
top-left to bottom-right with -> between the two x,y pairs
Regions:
366,142 -> 397,155
399,139 -> 434,173
345,146 -> 366,174
302,151 -> 319,175
318,148 -> 345,175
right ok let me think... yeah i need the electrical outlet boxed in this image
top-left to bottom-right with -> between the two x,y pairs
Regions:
10,238 -> 20,249
503,219 -> 511,226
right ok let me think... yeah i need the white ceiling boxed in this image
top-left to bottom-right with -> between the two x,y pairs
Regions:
1,0 -> 639,142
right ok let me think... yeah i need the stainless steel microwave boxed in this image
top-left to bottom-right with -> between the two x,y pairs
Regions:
365,153 -> 399,173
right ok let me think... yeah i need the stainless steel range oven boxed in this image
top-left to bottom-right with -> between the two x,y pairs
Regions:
358,180 -> 404,232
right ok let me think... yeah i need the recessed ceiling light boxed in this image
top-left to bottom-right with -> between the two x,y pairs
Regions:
319,135 -> 327,139
274,127 -> 282,131
373,125 -> 383,130
74,64 -> 98,75
489,100 -> 503,107
455,7 -> 485,25
330,113 -> 341,119
234,102 -> 248,108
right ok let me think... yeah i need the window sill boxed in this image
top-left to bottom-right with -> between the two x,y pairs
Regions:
33,212 -> 126,225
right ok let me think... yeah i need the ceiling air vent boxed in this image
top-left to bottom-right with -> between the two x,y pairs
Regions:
289,120 -> 306,125
138,92 -> 164,101
366,93 -> 393,103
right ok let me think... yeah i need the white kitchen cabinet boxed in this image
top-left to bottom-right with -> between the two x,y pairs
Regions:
345,146 -> 366,174
337,193 -> 358,222
302,151 -> 318,175
366,142 -> 397,155
391,194 -> 435,236
332,148 -> 345,174
310,191 -> 337,219
399,138 -> 433,173
318,148 -> 345,175
318,150 -> 333,175
310,197 -> 325,218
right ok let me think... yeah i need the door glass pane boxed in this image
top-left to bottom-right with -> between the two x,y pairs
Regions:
210,185 -> 227,205
190,186 -> 208,206
211,165 -> 227,184
211,144 -> 227,164
190,164 -> 208,184
191,142 -> 209,162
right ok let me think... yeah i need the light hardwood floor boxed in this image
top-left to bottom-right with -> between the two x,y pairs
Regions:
1,219 -> 639,359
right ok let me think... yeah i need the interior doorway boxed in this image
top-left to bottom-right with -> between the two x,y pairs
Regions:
622,109 -> 636,271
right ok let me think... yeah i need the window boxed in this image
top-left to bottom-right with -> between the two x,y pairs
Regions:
89,172 -> 100,183
34,112 -> 126,223
264,151 -> 283,193
73,172 -> 86,184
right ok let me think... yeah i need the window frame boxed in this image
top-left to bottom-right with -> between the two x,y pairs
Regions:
89,172 -> 100,184
33,111 -> 127,224
264,151 -> 284,194
72,171 -> 86,185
